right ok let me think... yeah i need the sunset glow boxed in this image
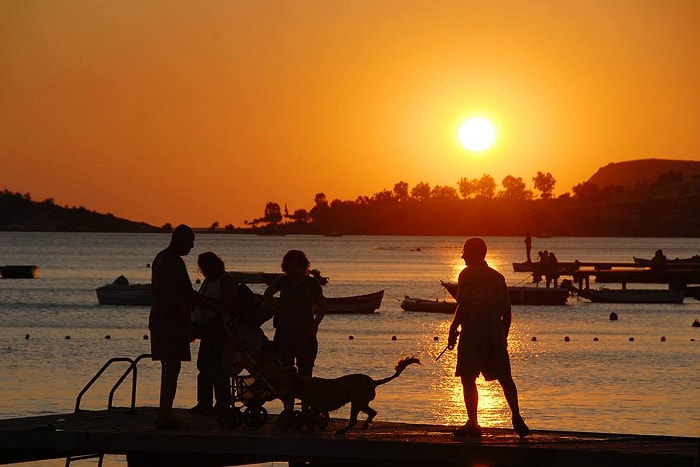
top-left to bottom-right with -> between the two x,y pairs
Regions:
2,2 -> 699,227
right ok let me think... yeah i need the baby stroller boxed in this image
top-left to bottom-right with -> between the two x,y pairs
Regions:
217,284 -> 295,429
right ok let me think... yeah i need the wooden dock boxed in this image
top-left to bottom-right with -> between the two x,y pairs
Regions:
0,407 -> 697,466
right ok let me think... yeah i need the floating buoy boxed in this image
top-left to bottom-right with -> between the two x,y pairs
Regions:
531,336 -> 537,341
25,334 -> 30,340
348,335 -> 354,340
65,336 -> 71,339
691,338 -> 696,342
146,263 -> 150,268
609,312 -> 618,321
564,336 -> 570,342
105,335 -> 111,339
692,319 -> 700,328
629,337 -> 634,342
660,336 -> 666,342
433,336 -> 439,341
391,335 -> 397,341
143,335 -> 149,340
593,337 -> 599,341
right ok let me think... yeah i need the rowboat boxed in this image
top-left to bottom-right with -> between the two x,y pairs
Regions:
440,280 -> 569,306
400,296 -> 456,314
573,287 -> 686,304
228,270 -> 329,285
632,256 -> 700,268
96,276 -> 382,313
0,265 -> 39,279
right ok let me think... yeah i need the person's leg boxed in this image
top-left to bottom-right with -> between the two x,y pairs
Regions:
499,375 -> 530,438
211,330 -> 232,409
461,376 -> 478,424
296,335 -> 318,378
158,360 -> 181,422
190,339 -> 215,411
453,375 -> 482,437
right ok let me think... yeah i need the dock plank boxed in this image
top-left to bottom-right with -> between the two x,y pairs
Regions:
0,408 -> 697,466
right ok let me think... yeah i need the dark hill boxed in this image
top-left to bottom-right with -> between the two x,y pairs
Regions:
0,191 -> 160,232
588,158 -> 700,188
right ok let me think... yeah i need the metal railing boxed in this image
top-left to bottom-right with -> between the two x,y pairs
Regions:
74,353 -> 152,413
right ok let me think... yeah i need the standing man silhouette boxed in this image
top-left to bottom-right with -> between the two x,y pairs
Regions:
149,224 -> 206,429
448,237 -> 530,438
524,232 -> 532,263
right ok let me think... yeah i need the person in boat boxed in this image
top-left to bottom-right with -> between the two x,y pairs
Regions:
524,232 -> 532,263
651,249 -> 667,271
447,237 -> 530,439
264,250 -> 326,380
546,251 -> 559,288
149,224 -> 211,429
188,252 -> 236,416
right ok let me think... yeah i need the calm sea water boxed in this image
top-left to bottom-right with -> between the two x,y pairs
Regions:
1,233 -> 699,465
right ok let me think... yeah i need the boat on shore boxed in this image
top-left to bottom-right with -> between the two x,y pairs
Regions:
573,286 -> 686,304
441,280 -> 570,306
0,265 -> 39,279
96,276 -> 382,313
400,296 -> 456,314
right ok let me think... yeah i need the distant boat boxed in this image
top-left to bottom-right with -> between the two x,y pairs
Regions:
632,256 -> 700,268
400,296 -> 456,314
0,265 -> 39,279
573,287 -> 686,304
228,270 -> 329,285
441,280 -> 569,306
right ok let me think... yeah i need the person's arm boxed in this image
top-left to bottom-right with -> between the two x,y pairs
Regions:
500,280 -> 512,339
263,278 -> 282,312
448,304 -> 463,349
312,287 -> 326,329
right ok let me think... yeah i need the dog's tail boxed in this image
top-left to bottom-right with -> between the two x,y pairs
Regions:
374,356 -> 421,387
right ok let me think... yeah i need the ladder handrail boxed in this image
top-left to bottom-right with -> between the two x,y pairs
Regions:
75,353 -> 152,413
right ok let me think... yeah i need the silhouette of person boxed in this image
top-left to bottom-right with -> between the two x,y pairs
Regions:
148,224 -> 208,429
264,250 -> 326,379
188,251 -> 235,415
546,252 -> 559,288
448,238 -> 530,438
651,249 -> 667,271
524,232 -> 532,263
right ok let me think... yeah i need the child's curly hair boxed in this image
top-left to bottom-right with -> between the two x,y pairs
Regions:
281,249 -> 310,274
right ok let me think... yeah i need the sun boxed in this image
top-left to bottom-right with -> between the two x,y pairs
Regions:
458,117 -> 496,152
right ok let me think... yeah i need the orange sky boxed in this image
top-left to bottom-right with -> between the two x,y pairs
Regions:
2,1 -> 699,227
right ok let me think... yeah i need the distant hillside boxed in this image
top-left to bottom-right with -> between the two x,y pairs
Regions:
0,190 -> 160,232
588,159 -> 700,188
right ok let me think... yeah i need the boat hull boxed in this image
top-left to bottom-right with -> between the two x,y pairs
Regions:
96,281 -> 383,313
576,288 -> 685,304
441,281 -> 569,306
400,297 -> 456,314
0,265 -> 39,279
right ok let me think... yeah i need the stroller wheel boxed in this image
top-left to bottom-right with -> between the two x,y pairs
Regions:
243,406 -> 268,427
218,407 -> 242,429
317,411 -> 330,430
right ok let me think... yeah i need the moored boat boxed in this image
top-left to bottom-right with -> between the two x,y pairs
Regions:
0,265 -> 39,279
441,280 -> 569,306
573,287 -> 686,304
96,275 -> 381,313
400,296 -> 456,314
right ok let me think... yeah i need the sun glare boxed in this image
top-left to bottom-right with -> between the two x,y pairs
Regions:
458,117 -> 496,152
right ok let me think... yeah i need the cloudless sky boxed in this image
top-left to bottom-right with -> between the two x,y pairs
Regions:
2,1 -> 699,227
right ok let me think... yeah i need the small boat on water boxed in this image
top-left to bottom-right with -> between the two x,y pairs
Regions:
228,269 -> 329,285
512,261 -> 581,274
632,256 -> 700,268
573,287 -> 686,304
440,280 -> 570,306
400,296 -> 456,314
96,276 -> 382,313
0,265 -> 39,279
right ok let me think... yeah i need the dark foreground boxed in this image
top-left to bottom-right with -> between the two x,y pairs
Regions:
0,408 -> 697,467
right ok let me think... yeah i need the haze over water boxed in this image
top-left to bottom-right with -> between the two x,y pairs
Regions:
1,233 -> 699,465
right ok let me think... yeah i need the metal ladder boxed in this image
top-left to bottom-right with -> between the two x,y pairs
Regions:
66,353 -> 152,466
